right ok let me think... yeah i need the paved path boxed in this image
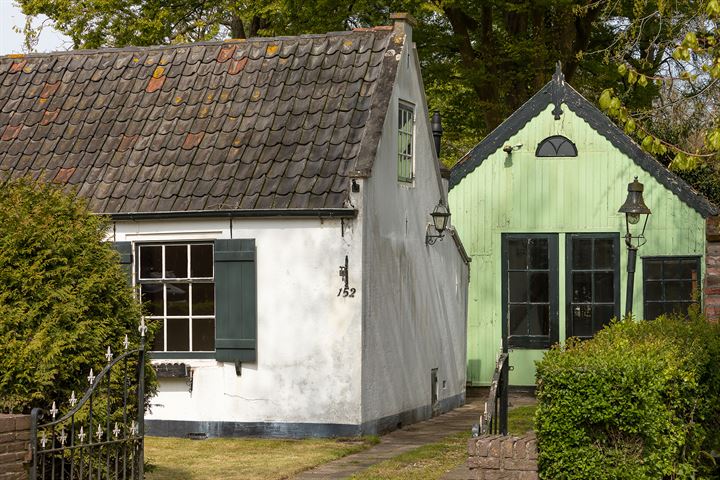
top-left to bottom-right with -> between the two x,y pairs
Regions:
293,397 -> 484,479
294,390 -> 537,480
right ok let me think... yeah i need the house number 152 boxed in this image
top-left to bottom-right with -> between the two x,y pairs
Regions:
337,287 -> 356,298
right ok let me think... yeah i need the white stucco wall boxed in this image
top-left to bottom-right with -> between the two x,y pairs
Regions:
112,215 -> 364,426
360,30 -> 469,426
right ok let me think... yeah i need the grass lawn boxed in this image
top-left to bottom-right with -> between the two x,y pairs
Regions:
350,432 -> 469,480
350,404 -> 538,480
145,436 -> 377,480
508,405 -> 536,436
145,405 -> 537,480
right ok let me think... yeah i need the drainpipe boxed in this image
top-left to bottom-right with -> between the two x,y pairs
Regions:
431,111 -> 443,158
433,112 -> 449,199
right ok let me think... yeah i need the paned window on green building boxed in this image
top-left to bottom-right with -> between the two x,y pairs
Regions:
566,234 -> 620,339
643,257 -> 700,320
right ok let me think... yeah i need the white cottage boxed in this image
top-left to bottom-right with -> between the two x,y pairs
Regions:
0,14 -> 469,437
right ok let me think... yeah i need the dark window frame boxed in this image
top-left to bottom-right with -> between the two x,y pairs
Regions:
565,233 -> 621,339
501,234 -> 559,349
136,242 -> 216,354
642,256 -> 701,320
535,135 -> 578,157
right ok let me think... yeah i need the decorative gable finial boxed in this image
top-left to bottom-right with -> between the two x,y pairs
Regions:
553,61 -> 564,84
551,60 -> 564,120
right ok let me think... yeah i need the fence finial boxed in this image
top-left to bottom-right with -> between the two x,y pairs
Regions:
139,318 -> 148,337
69,391 -> 77,407
87,368 -> 95,385
106,346 -> 114,362
78,426 -> 86,443
49,401 -> 58,419
123,334 -> 130,350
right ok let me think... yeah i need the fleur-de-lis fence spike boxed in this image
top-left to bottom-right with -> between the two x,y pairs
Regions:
105,346 -> 113,362
96,424 -> 104,441
40,432 -> 48,448
49,401 -> 58,420
123,334 -> 130,350
78,426 -> 86,443
69,391 -> 77,407
87,368 -> 95,385
138,318 -> 148,337
130,421 -> 138,436
112,422 -> 121,438
59,428 -> 67,446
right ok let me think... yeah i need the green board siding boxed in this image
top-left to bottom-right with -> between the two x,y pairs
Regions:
450,104 -> 706,386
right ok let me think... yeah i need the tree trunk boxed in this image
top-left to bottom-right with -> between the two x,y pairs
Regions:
229,16 -> 246,39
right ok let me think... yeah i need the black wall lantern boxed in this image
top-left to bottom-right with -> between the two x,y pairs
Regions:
618,177 -> 651,315
426,201 -> 451,245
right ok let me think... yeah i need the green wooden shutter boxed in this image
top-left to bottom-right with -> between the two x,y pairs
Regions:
214,239 -> 257,363
113,241 -> 133,285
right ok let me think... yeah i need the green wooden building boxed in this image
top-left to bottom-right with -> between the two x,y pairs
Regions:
449,66 -> 718,386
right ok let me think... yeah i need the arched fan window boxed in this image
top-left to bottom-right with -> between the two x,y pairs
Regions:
535,135 -> 578,157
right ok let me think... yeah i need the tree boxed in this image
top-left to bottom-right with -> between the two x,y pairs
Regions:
0,179 -> 150,413
19,0 -> 710,164
598,0 -> 720,169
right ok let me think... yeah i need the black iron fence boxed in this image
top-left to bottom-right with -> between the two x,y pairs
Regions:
30,321 -> 147,480
477,352 -> 509,436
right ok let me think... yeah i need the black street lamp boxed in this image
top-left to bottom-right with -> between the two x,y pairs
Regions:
618,177 -> 651,316
426,201 -> 451,245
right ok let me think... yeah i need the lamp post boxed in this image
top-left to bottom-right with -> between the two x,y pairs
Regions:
426,201 -> 451,245
618,177 -> 651,316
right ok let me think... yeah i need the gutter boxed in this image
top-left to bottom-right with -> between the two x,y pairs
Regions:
108,208 -> 358,221
449,228 -> 471,265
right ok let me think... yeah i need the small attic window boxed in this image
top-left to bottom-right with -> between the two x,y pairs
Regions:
535,135 -> 577,157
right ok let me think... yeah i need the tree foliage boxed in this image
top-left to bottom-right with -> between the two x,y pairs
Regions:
0,179 -> 149,413
597,0 -> 720,170
20,0 -> 693,164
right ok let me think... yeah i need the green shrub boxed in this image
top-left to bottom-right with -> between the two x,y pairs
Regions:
535,312 -> 720,479
0,179 -> 154,413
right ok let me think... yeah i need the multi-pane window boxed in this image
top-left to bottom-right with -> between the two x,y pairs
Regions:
398,102 -> 414,182
138,244 -> 215,352
566,234 -> 620,338
643,257 -> 700,320
502,234 -> 559,348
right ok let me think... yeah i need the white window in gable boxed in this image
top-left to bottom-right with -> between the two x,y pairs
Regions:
138,243 -> 215,352
398,101 -> 415,182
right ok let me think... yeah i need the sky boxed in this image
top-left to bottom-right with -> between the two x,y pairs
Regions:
0,0 -> 70,55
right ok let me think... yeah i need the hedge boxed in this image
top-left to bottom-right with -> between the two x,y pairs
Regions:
535,311 -> 720,479
0,179 -> 155,414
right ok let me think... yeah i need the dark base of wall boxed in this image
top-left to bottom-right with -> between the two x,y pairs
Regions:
360,392 -> 466,436
146,419 -> 362,438
146,392 -> 466,439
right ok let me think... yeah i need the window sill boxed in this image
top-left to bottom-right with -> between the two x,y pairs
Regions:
150,352 -> 216,360
507,337 -> 555,349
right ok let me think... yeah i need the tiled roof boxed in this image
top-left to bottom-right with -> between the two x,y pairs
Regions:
0,28 -> 399,214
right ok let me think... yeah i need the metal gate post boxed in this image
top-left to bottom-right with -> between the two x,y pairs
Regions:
137,322 -> 146,479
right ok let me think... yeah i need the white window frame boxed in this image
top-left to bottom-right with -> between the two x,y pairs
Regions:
137,243 -> 215,353
398,100 -> 415,182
